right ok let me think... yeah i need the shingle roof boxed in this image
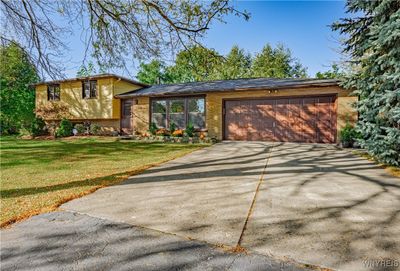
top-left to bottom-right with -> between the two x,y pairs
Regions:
116,77 -> 341,98
33,73 -> 149,87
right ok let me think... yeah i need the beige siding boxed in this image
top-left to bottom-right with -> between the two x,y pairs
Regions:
35,77 -> 143,121
337,96 -> 358,130
35,84 -> 48,109
112,79 -> 143,119
36,78 -> 114,119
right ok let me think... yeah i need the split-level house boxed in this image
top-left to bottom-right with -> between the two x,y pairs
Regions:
34,74 -> 357,143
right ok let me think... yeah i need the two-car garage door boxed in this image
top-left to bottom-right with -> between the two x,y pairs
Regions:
224,95 -> 337,143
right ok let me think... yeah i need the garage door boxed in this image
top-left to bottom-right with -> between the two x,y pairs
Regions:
224,96 -> 337,143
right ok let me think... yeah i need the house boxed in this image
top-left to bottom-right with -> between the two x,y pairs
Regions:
34,74 -> 147,134
35,74 -> 357,143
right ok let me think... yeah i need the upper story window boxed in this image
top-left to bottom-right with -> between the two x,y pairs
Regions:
82,80 -> 97,99
47,84 -> 60,101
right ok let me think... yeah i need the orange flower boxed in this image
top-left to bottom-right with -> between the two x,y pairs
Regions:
156,128 -> 169,136
172,129 -> 184,137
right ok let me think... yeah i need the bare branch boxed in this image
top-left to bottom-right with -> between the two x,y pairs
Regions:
0,0 -> 249,80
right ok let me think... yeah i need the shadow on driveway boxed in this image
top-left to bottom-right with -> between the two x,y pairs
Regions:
3,142 -> 399,271
1,211 -> 310,271
242,143 -> 400,271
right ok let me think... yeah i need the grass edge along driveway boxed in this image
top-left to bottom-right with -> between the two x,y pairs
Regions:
0,136 -> 207,227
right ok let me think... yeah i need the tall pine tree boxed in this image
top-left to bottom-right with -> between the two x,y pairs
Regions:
251,44 -> 307,78
218,45 -> 252,79
333,0 -> 400,166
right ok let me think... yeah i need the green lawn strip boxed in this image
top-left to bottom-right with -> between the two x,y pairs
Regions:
353,150 -> 400,178
0,136 -> 207,227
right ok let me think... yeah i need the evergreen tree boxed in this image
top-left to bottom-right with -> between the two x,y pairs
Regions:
251,44 -> 307,78
315,64 -> 345,79
0,42 -> 39,134
136,44 -> 308,84
333,0 -> 400,166
218,45 -> 252,79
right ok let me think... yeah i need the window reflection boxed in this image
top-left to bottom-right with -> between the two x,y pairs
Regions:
150,97 -> 205,129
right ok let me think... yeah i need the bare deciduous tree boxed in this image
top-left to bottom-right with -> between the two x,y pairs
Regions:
0,0 -> 249,79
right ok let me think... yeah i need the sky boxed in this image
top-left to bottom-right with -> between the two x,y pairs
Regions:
64,1 -> 348,79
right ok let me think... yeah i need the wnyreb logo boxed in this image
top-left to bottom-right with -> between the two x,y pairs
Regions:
363,258 -> 399,268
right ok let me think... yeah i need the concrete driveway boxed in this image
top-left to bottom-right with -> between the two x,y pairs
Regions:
1,211 -> 308,271
61,141 -> 400,271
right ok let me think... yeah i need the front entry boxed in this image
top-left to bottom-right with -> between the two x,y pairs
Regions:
121,99 -> 133,134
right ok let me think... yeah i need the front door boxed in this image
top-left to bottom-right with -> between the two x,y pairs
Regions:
121,99 -> 133,134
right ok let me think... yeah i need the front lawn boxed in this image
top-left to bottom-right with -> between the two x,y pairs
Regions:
0,136 -> 206,227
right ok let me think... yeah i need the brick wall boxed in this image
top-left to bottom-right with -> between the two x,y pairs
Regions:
132,97 -> 150,135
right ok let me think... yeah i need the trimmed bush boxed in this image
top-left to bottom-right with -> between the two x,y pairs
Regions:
31,117 -> 47,136
56,118 -> 73,137
90,124 -> 101,135
339,123 -> 359,147
74,124 -> 85,135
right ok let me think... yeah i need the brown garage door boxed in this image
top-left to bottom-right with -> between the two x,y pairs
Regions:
224,96 -> 337,143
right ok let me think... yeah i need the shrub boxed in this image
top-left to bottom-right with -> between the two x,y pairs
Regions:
47,121 -> 59,136
339,123 -> 358,147
149,122 -> 158,135
30,117 -> 47,136
18,127 -> 31,137
169,122 -> 177,134
172,129 -> 184,137
156,128 -> 169,136
55,118 -> 73,137
90,124 -> 101,135
185,122 -> 195,137
82,121 -> 91,135
74,124 -> 85,135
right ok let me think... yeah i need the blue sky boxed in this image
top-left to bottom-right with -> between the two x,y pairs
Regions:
64,1 -> 347,79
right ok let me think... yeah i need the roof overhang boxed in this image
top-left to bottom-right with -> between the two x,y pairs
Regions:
115,78 -> 342,99
32,73 -> 149,87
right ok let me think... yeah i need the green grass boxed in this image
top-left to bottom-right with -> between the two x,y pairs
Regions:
0,136 -> 206,227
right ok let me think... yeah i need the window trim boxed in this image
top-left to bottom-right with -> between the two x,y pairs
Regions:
149,95 -> 206,130
82,80 -> 98,99
47,84 -> 60,101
